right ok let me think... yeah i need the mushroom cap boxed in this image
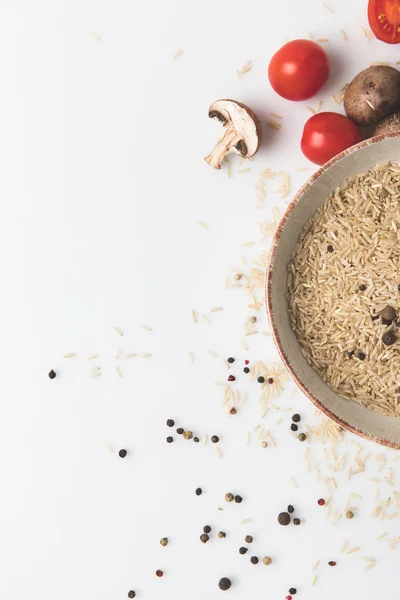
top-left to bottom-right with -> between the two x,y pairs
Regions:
208,99 -> 262,158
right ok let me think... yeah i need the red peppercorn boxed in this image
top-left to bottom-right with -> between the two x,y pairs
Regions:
230,407 -> 237,415
227,375 -> 236,382
268,377 -> 274,384
244,360 -> 250,365
156,570 -> 164,578
328,561 -> 336,567
318,498 -> 325,506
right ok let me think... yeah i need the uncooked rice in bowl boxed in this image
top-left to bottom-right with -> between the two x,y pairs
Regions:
287,162 -> 400,418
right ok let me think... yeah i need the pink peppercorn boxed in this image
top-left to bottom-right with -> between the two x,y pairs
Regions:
328,561 -> 336,566
244,360 -> 250,365
228,375 -> 236,382
230,407 -> 237,415
318,498 -> 325,506
286,596 -> 292,600
156,570 -> 164,578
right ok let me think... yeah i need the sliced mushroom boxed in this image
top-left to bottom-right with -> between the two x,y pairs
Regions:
205,99 -> 261,169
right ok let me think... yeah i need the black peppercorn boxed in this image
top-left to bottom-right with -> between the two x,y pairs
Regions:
128,591 -> 136,598
195,487 -> 202,496
239,546 -> 248,555
176,428 -> 184,435
218,577 -> 231,591
290,424 -> 298,432
278,512 -> 291,526
48,369 -> 56,380
119,449 -> 127,458
358,352 -> 366,360
166,436 -> 173,443
293,518 -> 301,525
200,533 -> 209,543
327,245 -> 334,252
243,367 -> 250,373
292,414 -> 300,423
234,495 -> 243,503
211,435 -> 219,443
227,357 -> 235,364
348,350 -> 355,357
381,305 -> 396,323
287,505 -> 294,513
245,535 -> 253,543
257,376 -> 265,383
398,283 -> 400,291
166,419 -> 174,427
203,525 -> 211,534
250,556 -> 259,564
193,436 -> 200,443
383,331 -> 396,346
359,284 -> 367,291
289,588 -> 297,595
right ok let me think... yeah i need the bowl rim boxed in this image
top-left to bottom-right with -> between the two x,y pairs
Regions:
265,131 -> 400,449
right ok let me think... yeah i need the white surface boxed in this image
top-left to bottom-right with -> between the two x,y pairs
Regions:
2,1 -> 400,599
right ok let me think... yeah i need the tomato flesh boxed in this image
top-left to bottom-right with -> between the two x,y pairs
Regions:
368,0 -> 400,43
268,40 -> 330,101
301,113 -> 363,166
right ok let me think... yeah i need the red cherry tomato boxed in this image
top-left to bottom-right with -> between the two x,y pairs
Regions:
368,0 -> 400,44
268,40 -> 330,101
301,113 -> 363,165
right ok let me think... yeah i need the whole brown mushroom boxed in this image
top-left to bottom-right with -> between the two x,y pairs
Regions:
344,66 -> 400,126
205,99 -> 262,169
372,113 -> 400,136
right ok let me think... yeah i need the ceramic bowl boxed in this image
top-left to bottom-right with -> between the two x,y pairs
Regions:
266,132 -> 400,448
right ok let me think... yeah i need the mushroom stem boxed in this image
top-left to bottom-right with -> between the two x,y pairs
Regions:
205,124 -> 241,169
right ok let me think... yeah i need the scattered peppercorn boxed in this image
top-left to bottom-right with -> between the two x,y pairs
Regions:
234,495 -> 243,503
166,436 -> 173,443
211,435 -> 219,443
166,419 -> 174,427
193,437 -> 200,443
244,360 -> 250,365
177,428 -> 184,435
229,407 -> 237,415
119,449 -> 127,458
327,245 -> 334,252
183,430 -> 193,440
239,547 -> 248,555
358,352 -> 366,361
298,433 -> 307,442
348,350 -> 355,357
263,556 -> 272,565
287,505 -> 294,513
225,493 -> 234,502
359,284 -> 367,291
203,525 -> 211,534
261,441 -> 268,448
383,331 -> 396,346
278,512 -> 291,526
227,357 -> 235,364
346,510 -> 354,519
289,588 -> 297,595
290,424 -> 298,432
245,535 -> 253,543
398,283 -> 400,291
155,570 -> 163,577
160,537 -> 168,547
257,376 -> 265,383
250,556 -> 259,564
195,487 -> 202,496
218,577 -> 231,591
48,369 -> 56,380
293,518 -> 301,525
328,561 -> 336,567
292,414 -> 300,423
200,533 -> 209,543
381,305 -> 397,323
318,498 -> 325,506
218,531 -> 226,538
243,367 -> 250,373
286,596 -> 292,600
227,375 -> 236,382
268,377 -> 274,384
128,591 -> 136,598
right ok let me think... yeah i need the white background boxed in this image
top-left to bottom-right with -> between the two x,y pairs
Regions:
2,1 -> 400,599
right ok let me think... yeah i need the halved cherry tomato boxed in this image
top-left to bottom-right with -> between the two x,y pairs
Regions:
301,112 -> 363,165
368,0 -> 400,44
268,40 -> 330,101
